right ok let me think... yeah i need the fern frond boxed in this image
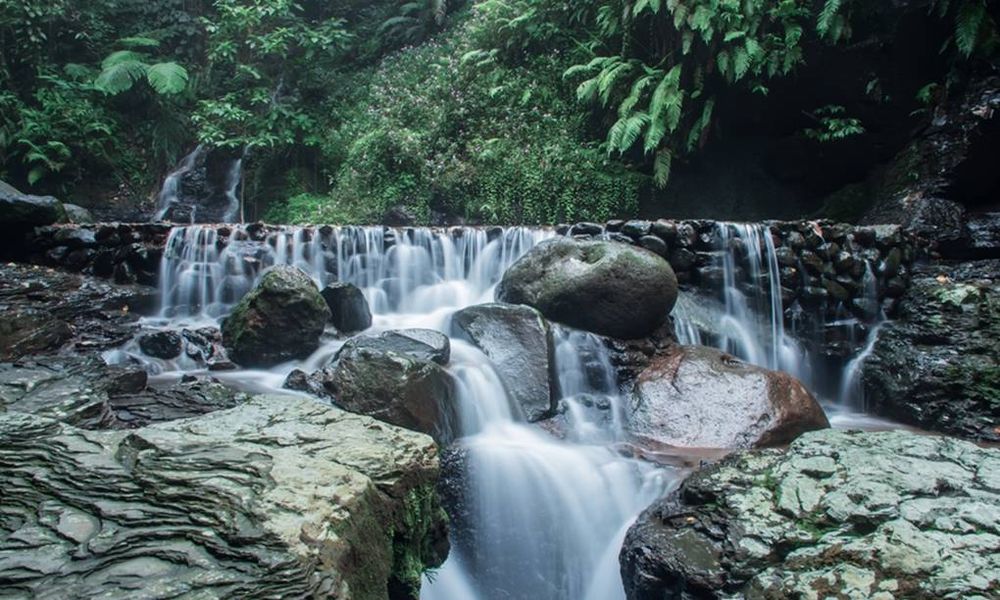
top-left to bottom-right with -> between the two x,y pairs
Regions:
101,50 -> 145,70
119,36 -> 160,49
955,0 -> 986,57
95,60 -> 147,95
817,0 -> 842,39
619,74 -> 655,117
653,149 -> 672,187
146,62 -> 189,95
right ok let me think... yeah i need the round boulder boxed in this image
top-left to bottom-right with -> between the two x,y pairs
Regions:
336,328 -> 450,366
221,266 -> 330,368
138,330 -> 184,360
496,238 -> 678,339
626,345 -> 829,449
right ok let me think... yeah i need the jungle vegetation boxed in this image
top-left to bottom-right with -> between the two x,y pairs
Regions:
1,0 -> 997,224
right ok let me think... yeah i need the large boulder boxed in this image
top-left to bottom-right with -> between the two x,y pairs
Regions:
221,265 -> 331,367
626,345 -> 829,449
496,238 -> 678,339
321,282 -> 373,333
862,260 -> 1000,442
452,303 -> 558,421
0,181 -> 66,228
320,342 -> 457,442
0,396 -> 449,599
621,429 -> 1000,599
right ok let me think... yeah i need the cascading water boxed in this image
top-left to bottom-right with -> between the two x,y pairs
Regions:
129,223 -> 676,600
154,145 -> 205,222
221,157 -> 243,224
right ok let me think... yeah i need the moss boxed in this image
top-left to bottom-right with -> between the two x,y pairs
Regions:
388,485 -> 449,600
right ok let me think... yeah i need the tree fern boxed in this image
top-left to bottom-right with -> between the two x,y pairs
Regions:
955,0 -> 986,57
95,60 -> 147,95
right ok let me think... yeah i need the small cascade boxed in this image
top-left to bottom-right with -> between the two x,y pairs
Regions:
838,261 -> 885,409
674,223 -> 807,377
154,146 -> 205,222
156,225 -> 552,322
221,157 -> 243,224
554,328 -> 625,443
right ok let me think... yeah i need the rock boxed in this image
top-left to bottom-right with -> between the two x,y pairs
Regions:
668,248 -> 697,272
322,343 -> 457,442
222,265 -> 331,367
625,345 -> 829,449
0,396 -> 449,599
107,377 -> 249,428
62,203 -> 95,224
137,330 -> 184,360
321,282 -> 373,333
452,303 -> 557,422
862,260 -> 1000,442
0,182 -> 66,228
622,220 -> 652,238
384,205 -> 419,226
621,429 -> 1000,600
638,235 -> 668,258
570,222 -> 603,235
338,329 -> 450,366
0,308 -> 74,361
497,238 -> 678,339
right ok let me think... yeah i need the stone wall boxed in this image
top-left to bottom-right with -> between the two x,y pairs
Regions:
21,220 -> 918,329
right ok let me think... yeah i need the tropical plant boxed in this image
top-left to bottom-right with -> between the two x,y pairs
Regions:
94,37 -> 190,96
380,0 -> 451,46
803,105 -> 865,142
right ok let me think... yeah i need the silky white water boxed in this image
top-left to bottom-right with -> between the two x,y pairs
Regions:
122,224 -> 674,600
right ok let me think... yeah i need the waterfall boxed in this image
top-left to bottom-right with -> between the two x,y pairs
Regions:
221,158 -> 243,224
674,223 -> 807,377
140,223 -> 675,600
154,146 -> 205,222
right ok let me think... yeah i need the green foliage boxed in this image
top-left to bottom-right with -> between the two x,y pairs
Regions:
803,105 -> 865,142
94,40 -> 190,96
380,0 -> 451,46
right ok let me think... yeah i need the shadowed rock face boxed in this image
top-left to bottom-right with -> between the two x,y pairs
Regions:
496,238 -> 678,339
0,396 -> 449,600
621,429 -> 1000,600
452,303 -> 558,422
863,260 -> 1000,442
626,345 -> 829,449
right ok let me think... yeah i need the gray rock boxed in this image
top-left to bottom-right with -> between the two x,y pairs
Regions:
0,308 -> 74,361
321,282 -> 373,333
0,396 -> 449,599
222,265 -> 331,367
497,238 -> 678,339
138,330 -> 184,360
321,343 -> 457,442
338,329 -> 450,366
621,429 -> 1000,600
452,303 -> 558,422
862,260 -> 1000,442
62,203 -> 95,224
639,235 -> 669,258
0,181 -> 66,227
626,345 -> 829,450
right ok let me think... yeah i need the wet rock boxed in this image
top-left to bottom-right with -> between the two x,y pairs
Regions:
452,303 -> 557,422
668,248 -> 697,272
320,282 -> 373,333
822,278 -> 851,303
62,203 -> 95,224
799,285 -> 829,308
650,220 -> 678,243
222,265 -> 331,368
625,345 -> 829,449
622,220 -> 652,238
0,308 -> 74,361
0,396 -> 448,599
0,182 -> 65,228
384,205 -> 419,226
571,222 -> 603,236
137,330 -> 184,360
338,329 -> 450,366
321,343 -> 457,442
863,260 -> 1000,442
107,377 -> 248,428
497,238 -> 678,339
799,250 -> 824,276
774,246 -> 797,267
638,235 -> 668,258
621,429 -> 1000,600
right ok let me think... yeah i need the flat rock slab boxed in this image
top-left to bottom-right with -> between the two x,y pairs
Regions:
621,429 -> 1000,600
0,395 -> 448,599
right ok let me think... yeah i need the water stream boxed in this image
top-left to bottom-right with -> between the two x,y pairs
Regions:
111,222 -> 896,598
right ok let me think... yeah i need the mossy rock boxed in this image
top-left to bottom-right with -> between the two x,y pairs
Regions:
222,265 -> 331,368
